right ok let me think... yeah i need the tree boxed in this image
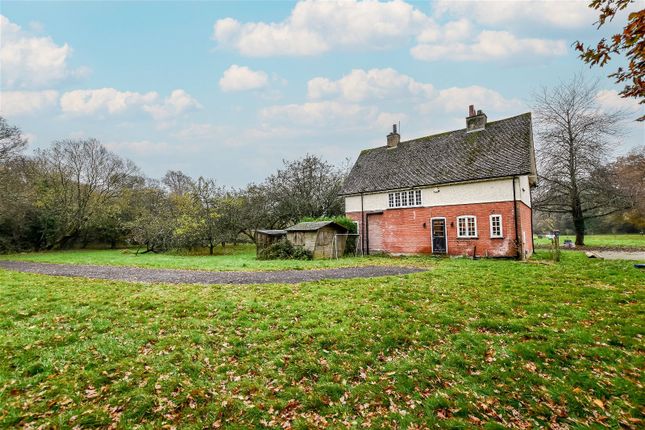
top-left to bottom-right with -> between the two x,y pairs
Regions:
127,181 -> 176,253
237,183 -> 281,242
0,116 -> 28,162
608,146 -> 645,230
264,155 -> 346,225
162,170 -> 194,196
532,75 -> 629,246
575,0 -> 644,120
189,177 -> 222,255
36,138 -> 139,248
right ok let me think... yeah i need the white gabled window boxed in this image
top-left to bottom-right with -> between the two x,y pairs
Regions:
490,214 -> 503,238
388,190 -> 422,209
457,216 -> 477,238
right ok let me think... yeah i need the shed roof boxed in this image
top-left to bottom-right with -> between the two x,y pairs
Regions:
285,221 -> 348,232
340,113 -> 536,195
256,229 -> 287,236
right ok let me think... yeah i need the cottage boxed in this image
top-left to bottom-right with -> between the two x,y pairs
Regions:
340,106 -> 537,259
255,229 -> 287,256
285,221 -> 348,259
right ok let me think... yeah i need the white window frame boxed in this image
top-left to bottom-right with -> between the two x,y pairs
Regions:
489,214 -> 503,238
457,215 -> 478,238
387,190 -> 422,209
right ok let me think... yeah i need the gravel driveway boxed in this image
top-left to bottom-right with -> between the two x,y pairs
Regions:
0,260 -> 426,285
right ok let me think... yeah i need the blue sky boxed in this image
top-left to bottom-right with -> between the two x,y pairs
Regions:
1,0 -> 642,186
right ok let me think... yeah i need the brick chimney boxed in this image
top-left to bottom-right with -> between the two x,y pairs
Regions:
466,105 -> 487,132
387,124 -> 400,148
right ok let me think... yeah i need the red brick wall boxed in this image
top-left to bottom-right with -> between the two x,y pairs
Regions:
348,200 -> 533,258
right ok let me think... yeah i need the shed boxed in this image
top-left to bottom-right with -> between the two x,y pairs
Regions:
285,221 -> 348,259
255,229 -> 287,256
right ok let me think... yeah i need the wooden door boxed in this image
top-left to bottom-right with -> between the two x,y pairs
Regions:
367,214 -> 383,254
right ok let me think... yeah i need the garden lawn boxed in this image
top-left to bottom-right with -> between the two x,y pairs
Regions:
0,246 -> 408,272
1,251 -> 643,429
534,234 -> 645,250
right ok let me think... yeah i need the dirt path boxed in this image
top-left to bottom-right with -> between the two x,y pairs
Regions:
586,251 -> 645,261
0,260 -> 426,285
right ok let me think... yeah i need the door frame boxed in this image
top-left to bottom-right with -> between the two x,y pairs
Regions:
430,217 -> 448,254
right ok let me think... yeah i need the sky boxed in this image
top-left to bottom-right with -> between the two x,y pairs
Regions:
1,0 -> 643,187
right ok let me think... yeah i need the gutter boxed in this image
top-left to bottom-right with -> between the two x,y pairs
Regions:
360,192 -> 365,255
512,176 -> 520,259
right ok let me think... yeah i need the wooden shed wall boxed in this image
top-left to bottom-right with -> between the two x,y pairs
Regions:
255,232 -> 285,255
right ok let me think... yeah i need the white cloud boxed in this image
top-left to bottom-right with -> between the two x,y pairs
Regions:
219,65 -> 269,92
174,123 -> 225,141
417,18 -> 472,43
0,15 -> 88,89
307,68 -> 434,102
212,0 -> 432,56
421,85 -> 524,114
104,140 -> 174,156
260,100 -> 405,131
143,89 -> 202,120
304,67 -> 521,118
60,88 -> 158,115
0,90 -> 59,116
596,89 -> 643,113
433,0 -> 596,28
59,88 -> 200,120
412,30 -> 566,62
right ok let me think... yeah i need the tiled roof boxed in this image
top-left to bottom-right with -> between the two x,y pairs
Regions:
285,221 -> 348,232
340,113 -> 535,195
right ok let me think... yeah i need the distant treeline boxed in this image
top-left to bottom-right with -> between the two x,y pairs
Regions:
0,117 -> 346,253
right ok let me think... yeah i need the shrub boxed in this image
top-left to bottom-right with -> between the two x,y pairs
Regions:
257,239 -> 313,260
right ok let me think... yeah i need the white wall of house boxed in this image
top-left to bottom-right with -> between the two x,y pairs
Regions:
345,175 -> 532,212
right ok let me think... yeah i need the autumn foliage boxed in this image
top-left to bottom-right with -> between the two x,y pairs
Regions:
575,0 -> 645,120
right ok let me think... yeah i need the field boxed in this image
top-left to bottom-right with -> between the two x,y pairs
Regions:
534,234 -> 645,250
1,250 -> 644,429
0,245 -> 399,272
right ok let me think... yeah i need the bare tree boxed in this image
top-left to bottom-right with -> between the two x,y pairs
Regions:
532,75 -> 629,245
0,116 -> 28,162
37,138 -> 139,248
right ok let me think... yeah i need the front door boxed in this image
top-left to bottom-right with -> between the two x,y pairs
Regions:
431,218 -> 447,254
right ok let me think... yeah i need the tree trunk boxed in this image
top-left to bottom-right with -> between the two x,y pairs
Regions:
209,242 -> 214,255
572,200 -> 586,246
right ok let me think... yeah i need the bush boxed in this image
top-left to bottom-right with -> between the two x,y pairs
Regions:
257,239 -> 312,260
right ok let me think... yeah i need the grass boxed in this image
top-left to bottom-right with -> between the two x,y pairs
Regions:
0,245 -> 403,272
1,250 -> 643,428
534,234 -> 645,250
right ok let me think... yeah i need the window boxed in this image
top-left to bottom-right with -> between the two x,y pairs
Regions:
490,214 -> 503,238
388,190 -> 423,208
457,216 -> 477,238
